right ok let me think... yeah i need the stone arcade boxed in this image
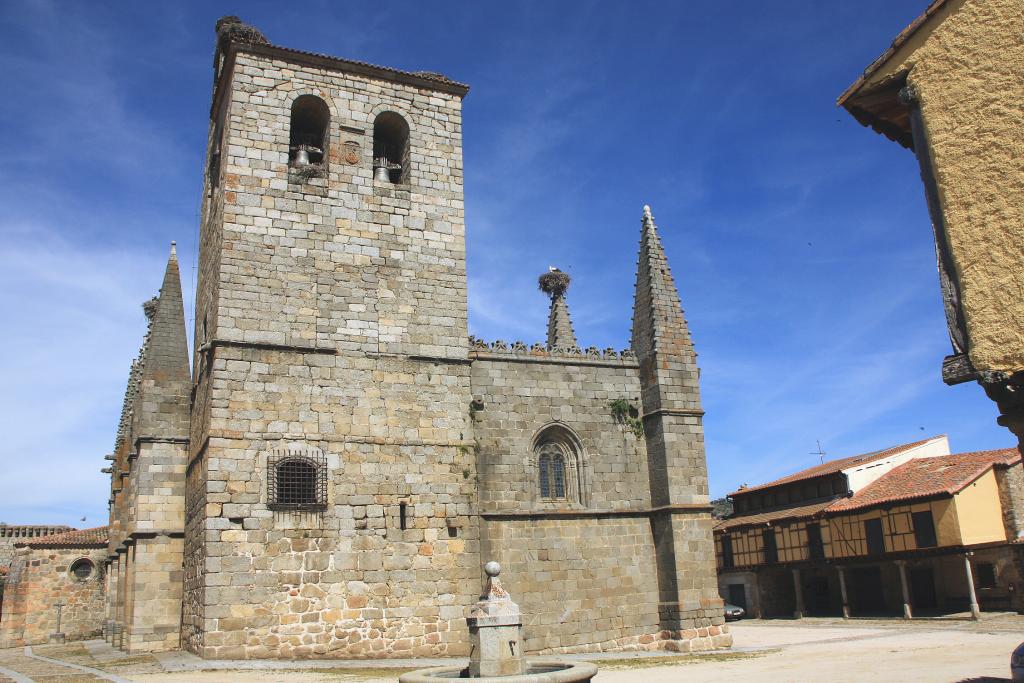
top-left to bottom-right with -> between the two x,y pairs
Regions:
0,17 -> 729,657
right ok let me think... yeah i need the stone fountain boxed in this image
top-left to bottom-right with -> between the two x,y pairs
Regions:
399,562 -> 597,682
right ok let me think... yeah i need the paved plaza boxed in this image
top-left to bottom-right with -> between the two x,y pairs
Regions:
0,616 -> 1020,682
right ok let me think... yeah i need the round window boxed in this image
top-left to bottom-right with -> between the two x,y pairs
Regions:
70,558 -> 94,581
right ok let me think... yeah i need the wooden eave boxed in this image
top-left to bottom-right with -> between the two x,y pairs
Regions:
837,0 -> 955,150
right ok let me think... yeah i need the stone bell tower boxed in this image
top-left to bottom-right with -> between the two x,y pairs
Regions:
183,17 -> 479,658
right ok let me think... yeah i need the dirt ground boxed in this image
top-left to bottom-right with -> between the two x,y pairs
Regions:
3,617 -> 1021,682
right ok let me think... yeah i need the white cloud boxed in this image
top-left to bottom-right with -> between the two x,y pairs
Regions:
0,226 -> 181,525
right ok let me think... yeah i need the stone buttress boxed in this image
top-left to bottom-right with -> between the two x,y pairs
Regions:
631,205 -> 726,642
105,244 -> 191,652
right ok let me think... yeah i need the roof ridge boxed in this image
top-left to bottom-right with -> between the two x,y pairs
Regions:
730,435 -> 942,497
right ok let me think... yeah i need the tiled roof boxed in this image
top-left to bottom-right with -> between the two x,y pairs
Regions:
16,526 -> 108,549
837,0 -> 950,107
730,437 -> 941,497
827,448 -> 1019,513
714,499 -> 836,532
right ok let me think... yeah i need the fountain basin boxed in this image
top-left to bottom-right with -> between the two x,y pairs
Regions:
398,658 -> 597,682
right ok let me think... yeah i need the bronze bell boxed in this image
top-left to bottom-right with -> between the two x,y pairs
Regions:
294,147 -> 310,166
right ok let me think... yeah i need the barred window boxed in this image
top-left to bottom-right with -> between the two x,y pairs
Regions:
268,452 -> 327,511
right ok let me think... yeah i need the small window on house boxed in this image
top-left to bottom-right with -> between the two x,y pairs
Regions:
912,510 -> 938,548
268,452 -> 327,510
763,528 -> 778,564
807,523 -> 825,560
865,518 -> 885,555
976,562 -> 996,589
832,478 -> 845,495
372,112 -> 410,183
70,558 -> 94,581
289,95 -> 330,168
721,534 -> 734,569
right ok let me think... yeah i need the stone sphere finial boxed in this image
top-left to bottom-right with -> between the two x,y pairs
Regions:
484,561 -> 501,578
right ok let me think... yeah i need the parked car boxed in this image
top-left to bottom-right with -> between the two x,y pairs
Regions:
724,602 -> 746,621
1011,641 -> 1024,681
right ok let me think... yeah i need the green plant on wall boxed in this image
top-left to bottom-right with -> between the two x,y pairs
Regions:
609,398 -> 643,438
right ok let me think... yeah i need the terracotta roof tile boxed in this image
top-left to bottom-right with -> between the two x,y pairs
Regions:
730,436 -> 941,497
16,526 -> 108,549
714,499 -> 836,532
827,448 -> 1019,513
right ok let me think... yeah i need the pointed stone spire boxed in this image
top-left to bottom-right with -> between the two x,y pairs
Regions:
135,242 -> 191,440
630,204 -> 706,501
629,205 -> 721,633
631,205 -> 696,366
538,267 -> 577,350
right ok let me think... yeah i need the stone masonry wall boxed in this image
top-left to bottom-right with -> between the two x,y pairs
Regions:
470,351 -> 650,512
123,536 -> 184,652
995,462 -> 1024,540
0,546 -> 107,647
472,350 -> 727,651
189,349 -> 478,659
482,515 -> 660,653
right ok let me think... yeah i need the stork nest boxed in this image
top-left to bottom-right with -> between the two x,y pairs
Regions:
142,297 -> 159,321
538,269 -> 571,296
216,16 -> 268,45
291,163 -> 327,181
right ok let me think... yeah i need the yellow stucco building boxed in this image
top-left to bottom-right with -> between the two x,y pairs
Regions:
715,436 -> 1024,619
839,0 -> 1024,445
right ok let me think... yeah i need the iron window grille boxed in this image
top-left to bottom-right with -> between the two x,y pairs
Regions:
267,451 -> 327,511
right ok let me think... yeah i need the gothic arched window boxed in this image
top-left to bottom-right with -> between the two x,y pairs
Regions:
537,448 -> 567,500
532,425 -> 586,506
372,112 -> 410,184
289,95 -> 330,168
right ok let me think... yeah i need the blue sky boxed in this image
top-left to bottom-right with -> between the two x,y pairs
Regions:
0,1 -> 1011,526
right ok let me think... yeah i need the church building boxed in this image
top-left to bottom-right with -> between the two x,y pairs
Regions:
0,17 -> 727,658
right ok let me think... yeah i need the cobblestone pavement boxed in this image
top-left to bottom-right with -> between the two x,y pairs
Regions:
4,617 -> 1023,682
